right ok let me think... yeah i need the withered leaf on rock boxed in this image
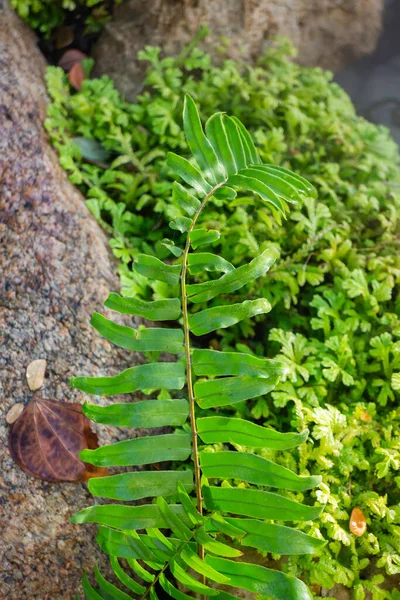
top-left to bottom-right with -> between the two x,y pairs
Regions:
68,62 -> 86,91
58,48 -> 87,71
8,398 -> 107,482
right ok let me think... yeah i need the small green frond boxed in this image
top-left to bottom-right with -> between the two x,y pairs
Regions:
179,545 -> 230,583
82,398 -> 189,428
194,374 -> 280,408
97,528 -> 143,559
189,298 -> 272,336
224,518 -> 326,555
91,313 -> 184,353
246,165 -> 305,204
94,565 -> 133,600
159,573 -> 195,600
189,228 -> 220,249
205,112 -> 237,177
183,94 -> 225,184
200,451 -> 321,491
177,481 -> 204,526
125,531 -> 161,562
197,416 -> 309,449
187,252 -> 234,274
170,561 -> 219,596
127,559 -> 155,583
169,216 -> 193,233
167,152 -> 212,195
104,292 -> 181,320
223,117 -> 247,172
187,247 -> 278,303
229,116 -> 261,165
80,432 -> 191,467
212,186 -> 237,200
88,469 -> 193,501
227,171 -> 286,215
192,349 -> 286,378
203,486 -> 323,521
149,588 -> 160,600
156,497 -> 192,541
110,557 -> 146,594
146,528 -> 176,554
81,574 -> 103,600
209,513 -> 246,540
71,503 -> 191,530
172,181 -> 201,216
194,527 -> 242,558
134,254 -> 182,285
71,361 -> 185,395
161,239 -> 184,257
205,557 -> 313,600
258,164 -> 316,198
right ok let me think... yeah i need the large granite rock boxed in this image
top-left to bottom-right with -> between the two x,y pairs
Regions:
0,6 -> 138,599
93,0 -> 384,101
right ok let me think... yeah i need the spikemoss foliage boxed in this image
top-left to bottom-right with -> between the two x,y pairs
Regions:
45,38 -> 400,598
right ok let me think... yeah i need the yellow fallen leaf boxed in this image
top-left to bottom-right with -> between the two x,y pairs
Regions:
26,359 -> 47,391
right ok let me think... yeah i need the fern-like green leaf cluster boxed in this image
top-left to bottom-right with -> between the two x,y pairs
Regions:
71,96 -> 324,599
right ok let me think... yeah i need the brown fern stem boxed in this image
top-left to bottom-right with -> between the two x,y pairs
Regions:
180,183 -> 223,579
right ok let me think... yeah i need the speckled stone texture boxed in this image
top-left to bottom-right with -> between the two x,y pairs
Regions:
0,6 -> 139,599
92,0 -> 384,101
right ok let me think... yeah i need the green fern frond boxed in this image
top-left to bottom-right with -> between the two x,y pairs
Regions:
71,94 -> 324,600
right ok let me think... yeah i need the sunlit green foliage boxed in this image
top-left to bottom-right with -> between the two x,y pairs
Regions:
10,0 -> 119,35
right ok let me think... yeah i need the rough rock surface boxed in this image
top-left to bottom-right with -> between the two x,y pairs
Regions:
0,6 -> 138,599
93,0 -> 384,100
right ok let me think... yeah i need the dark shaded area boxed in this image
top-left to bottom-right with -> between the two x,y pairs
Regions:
336,0 -> 400,144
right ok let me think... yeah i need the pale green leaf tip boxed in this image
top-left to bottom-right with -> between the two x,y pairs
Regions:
300,428 -> 310,442
79,449 -> 91,461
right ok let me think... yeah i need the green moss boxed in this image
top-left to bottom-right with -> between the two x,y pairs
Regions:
45,38 -> 400,598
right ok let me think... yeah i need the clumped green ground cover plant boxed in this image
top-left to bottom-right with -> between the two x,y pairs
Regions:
46,38 -> 400,597
11,0 -> 119,35
71,95 -> 324,599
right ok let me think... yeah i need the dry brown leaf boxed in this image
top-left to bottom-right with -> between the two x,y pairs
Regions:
26,358 -> 47,391
349,507 -> 367,536
58,49 -> 87,71
54,26 -> 74,49
8,398 -> 107,482
68,63 -> 86,91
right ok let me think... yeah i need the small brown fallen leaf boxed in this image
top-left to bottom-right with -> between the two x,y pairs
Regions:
6,403 -> 24,424
26,358 -> 47,391
58,49 -> 87,71
68,63 -> 86,91
54,25 -> 74,49
350,507 -> 367,536
8,398 -> 107,482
